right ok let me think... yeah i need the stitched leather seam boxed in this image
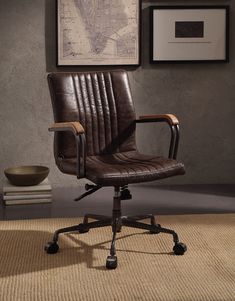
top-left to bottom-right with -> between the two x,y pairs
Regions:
89,155 -> 136,178
84,74 -> 95,155
74,75 -> 86,132
96,73 -> 110,152
88,73 -> 100,155
86,158 -> 182,179
102,73 -> 113,153
86,153 -> 182,179
114,152 -> 149,174
81,74 -> 93,155
118,152 -> 161,173
109,72 -> 119,152
78,75 -> 87,135
72,74 -> 80,120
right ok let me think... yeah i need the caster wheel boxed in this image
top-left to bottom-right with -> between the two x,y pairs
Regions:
78,224 -> 89,234
106,255 -> 117,269
173,242 -> 187,255
44,241 -> 59,254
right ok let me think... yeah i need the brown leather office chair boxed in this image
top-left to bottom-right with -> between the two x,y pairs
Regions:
45,70 -> 187,269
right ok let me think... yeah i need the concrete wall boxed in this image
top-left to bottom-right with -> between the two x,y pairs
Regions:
0,0 -> 234,188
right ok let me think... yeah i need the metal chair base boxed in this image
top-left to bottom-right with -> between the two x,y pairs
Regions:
45,187 -> 187,268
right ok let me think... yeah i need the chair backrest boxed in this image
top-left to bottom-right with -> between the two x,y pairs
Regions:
48,70 -> 137,159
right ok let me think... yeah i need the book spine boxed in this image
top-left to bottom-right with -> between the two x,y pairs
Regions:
3,185 -> 52,193
4,198 -> 52,206
3,194 -> 52,200
5,190 -> 52,196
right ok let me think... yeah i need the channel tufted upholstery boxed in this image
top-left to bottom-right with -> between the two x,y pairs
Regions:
48,70 -> 185,186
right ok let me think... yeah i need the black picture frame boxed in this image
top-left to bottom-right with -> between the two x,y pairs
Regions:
56,0 -> 141,67
150,6 -> 229,63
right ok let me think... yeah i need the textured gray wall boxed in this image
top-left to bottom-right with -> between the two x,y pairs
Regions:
0,0 -> 234,188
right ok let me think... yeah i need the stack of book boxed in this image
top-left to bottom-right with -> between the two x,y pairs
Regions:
3,178 -> 52,206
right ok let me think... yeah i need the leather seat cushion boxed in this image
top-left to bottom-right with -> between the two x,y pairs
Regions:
57,151 -> 185,186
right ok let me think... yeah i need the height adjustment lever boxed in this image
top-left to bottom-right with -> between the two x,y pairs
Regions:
85,184 -> 97,191
74,184 -> 101,201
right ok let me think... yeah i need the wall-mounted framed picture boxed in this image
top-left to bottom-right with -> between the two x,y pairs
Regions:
150,6 -> 229,63
57,0 -> 141,66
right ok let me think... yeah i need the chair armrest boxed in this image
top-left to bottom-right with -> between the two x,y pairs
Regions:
136,114 -> 179,126
48,121 -> 86,179
49,121 -> 85,135
135,114 -> 180,160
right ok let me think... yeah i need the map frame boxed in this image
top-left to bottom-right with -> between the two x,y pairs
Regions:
56,0 -> 141,66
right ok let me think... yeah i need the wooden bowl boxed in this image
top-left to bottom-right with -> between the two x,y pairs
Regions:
4,166 -> 49,186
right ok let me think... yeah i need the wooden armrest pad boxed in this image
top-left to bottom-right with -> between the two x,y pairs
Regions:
138,114 -> 179,125
49,121 -> 85,135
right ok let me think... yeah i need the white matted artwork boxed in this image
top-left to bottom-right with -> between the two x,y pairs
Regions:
57,0 -> 140,66
150,6 -> 229,63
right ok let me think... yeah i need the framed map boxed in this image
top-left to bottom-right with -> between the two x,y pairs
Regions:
57,0 -> 141,66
